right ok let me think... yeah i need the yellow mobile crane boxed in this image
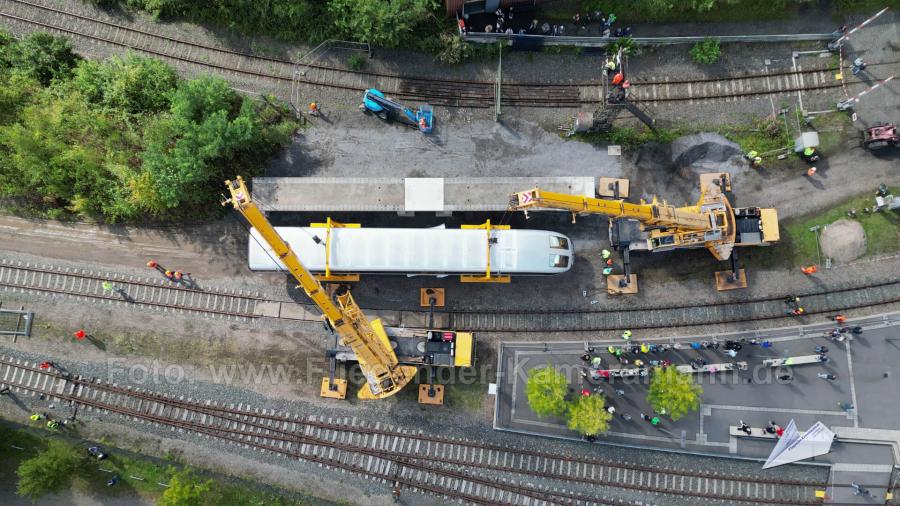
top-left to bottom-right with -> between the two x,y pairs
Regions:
224,176 -> 417,400
511,174 -> 779,291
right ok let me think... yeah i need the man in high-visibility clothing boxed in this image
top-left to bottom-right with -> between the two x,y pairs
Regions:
601,249 -> 611,260
621,329 -> 633,340
602,267 -> 613,275
30,413 -> 43,421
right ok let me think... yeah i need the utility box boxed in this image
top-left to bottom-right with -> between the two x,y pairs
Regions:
794,131 -> 820,153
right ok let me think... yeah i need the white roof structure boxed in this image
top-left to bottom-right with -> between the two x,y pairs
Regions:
763,420 -> 835,469
248,226 -> 574,275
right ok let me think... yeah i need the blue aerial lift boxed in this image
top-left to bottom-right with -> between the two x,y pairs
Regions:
360,89 -> 434,133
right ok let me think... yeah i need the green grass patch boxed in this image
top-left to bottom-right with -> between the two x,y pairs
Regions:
806,112 -> 854,154
782,187 -> 900,263
444,380 -> 486,412
718,114 -> 792,154
573,126 -> 683,150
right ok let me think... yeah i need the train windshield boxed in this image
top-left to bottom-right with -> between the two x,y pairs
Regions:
550,255 -> 569,268
549,236 -> 569,249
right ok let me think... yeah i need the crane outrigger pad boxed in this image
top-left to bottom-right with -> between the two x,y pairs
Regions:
607,274 -> 638,295
597,177 -> 630,198
418,384 -> 445,405
320,378 -> 348,399
419,288 -> 445,307
715,269 -> 747,291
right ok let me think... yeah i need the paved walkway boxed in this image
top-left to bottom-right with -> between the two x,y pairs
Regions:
495,313 -> 900,468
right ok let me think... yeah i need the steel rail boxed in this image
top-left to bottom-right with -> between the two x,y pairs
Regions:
1,0 -> 885,108
0,364 -> 600,505
0,356 -> 828,503
0,262 -> 260,320
3,261 -> 899,332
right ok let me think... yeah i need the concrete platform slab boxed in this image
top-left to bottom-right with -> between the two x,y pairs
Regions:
494,313 -> 900,470
251,177 -> 596,213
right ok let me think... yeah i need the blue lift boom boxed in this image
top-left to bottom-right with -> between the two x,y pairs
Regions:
360,89 -> 433,133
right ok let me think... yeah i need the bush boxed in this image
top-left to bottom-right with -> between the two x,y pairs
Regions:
328,0 -> 439,48
434,32 -> 471,64
9,33 -> 80,85
346,53 -> 366,71
609,36 -> 635,56
16,440 -> 85,501
525,364 -> 569,417
73,54 -> 178,114
690,37 -> 721,64
159,469 -> 217,506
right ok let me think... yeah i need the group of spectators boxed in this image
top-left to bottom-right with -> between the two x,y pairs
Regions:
459,7 -> 632,38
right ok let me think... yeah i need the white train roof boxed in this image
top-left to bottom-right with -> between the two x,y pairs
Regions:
248,226 -> 573,274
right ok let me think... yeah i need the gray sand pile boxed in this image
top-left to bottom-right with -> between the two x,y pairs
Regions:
820,219 -> 867,263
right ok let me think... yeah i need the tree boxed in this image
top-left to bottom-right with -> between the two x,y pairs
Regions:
10,33 -> 79,85
328,0 -> 439,47
566,394 -> 612,436
16,440 -> 84,501
524,364 -> 569,417
647,367 -> 703,421
690,37 -> 721,65
159,470 -> 215,506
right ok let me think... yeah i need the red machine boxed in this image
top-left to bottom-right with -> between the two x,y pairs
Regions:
863,124 -> 898,150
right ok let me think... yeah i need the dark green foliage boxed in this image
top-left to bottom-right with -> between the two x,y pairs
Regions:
328,0 -> 439,47
16,440 -> 85,501
123,0 -> 329,42
690,37 -> 721,64
73,54 -> 177,114
346,53 -> 366,70
116,0 -> 442,48
8,33 -> 80,86
0,30 -> 297,222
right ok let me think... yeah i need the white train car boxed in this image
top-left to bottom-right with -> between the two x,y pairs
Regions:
248,225 -> 573,277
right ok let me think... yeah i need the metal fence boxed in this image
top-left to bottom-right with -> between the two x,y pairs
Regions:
0,306 -> 33,339
464,32 -> 835,47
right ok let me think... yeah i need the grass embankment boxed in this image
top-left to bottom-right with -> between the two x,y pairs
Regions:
0,423 -> 340,505
782,187 -> 900,264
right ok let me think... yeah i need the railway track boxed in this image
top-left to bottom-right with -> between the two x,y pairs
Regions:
3,260 -> 900,332
0,356 -> 829,505
0,0 -> 879,109
447,279 -> 900,332
0,260 -> 261,322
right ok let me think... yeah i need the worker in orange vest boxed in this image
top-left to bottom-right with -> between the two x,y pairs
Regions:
611,72 -> 624,85
308,102 -> 319,117
801,265 -> 818,275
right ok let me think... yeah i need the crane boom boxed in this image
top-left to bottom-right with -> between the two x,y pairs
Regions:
224,176 -> 416,400
510,176 -> 755,262
511,188 -> 712,230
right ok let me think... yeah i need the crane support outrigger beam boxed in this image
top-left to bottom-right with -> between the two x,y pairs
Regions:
224,176 -> 416,400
